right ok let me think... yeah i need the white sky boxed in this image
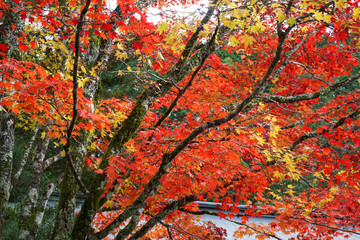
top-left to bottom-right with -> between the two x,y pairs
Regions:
107,0 -> 209,23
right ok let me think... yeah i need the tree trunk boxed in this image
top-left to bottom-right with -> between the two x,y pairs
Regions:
51,130 -> 89,240
71,3 -> 218,238
0,4 -> 19,237
51,65 -> 100,239
0,111 -> 14,238
18,131 -> 50,240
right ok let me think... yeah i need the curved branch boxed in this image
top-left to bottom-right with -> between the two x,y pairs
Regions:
127,195 -> 197,240
42,151 -> 64,170
64,0 -> 92,195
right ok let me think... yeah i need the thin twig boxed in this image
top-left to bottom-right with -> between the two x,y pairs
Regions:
295,218 -> 360,236
225,218 -> 282,240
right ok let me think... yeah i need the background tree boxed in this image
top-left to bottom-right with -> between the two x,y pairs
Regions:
1,0 -> 360,239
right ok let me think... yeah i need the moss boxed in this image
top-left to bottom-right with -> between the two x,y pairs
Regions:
25,211 -> 37,229
93,80 -> 103,108
90,31 -> 101,48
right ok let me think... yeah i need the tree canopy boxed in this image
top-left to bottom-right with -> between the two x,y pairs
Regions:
1,0 -> 360,239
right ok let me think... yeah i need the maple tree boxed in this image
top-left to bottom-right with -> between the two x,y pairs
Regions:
1,0 -> 360,239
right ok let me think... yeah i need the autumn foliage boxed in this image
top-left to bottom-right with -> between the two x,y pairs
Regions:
1,0 -> 360,239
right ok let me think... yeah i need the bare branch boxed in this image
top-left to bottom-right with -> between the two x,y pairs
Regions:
35,172 -> 65,228
160,221 -> 175,240
42,151 -> 64,170
12,125 -> 39,186
226,218 -> 282,240
295,218 -> 360,236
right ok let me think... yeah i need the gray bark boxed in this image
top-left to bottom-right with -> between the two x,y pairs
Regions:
11,126 -> 39,190
0,111 -> 14,237
33,172 -> 64,239
18,131 -> 50,240
0,4 -> 20,236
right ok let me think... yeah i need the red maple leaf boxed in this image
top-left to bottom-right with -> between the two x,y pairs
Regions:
132,41 -> 143,50
0,43 -> 9,52
19,44 -> 29,52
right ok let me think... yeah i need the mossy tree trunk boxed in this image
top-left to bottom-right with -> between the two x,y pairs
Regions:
50,23 -> 107,239
51,128 -> 91,240
18,130 -> 50,240
0,4 -> 21,237
0,111 -> 14,238
51,1 -> 113,237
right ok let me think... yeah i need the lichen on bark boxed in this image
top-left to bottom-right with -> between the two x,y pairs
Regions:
0,111 -> 14,237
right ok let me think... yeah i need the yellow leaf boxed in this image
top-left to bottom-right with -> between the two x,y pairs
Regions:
117,43 -> 125,50
324,14 -> 332,23
334,0 -> 346,8
353,8 -> 360,19
329,186 -> 339,194
277,13 -> 286,23
304,208 -> 311,216
292,173 -> 300,181
229,36 -> 241,47
115,51 -> 128,60
41,132 -> 46,139
287,17 -> 296,26
157,21 -> 169,35
223,18 -> 236,29
314,11 -> 324,21
273,171 -> 283,179
104,200 -> 113,208
286,189 -> 295,196
314,171 -> 323,179
241,34 -> 255,48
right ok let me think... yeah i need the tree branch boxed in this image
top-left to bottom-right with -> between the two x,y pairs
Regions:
290,110 -> 360,151
261,74 -> 360,104
127,195 -> 197,240
33,172 -> 65,234
295,217 -> 360,236
153,24 -> 220,128
226,218 -> 282,240
76,3 -> 222,238
11,125 -> 39,187
160,221 -> 175,240
64,0 -> 91,195
42,151 -> 64,170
